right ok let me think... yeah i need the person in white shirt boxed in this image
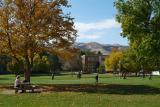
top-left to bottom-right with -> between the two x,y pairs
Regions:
14,75 -> 21,88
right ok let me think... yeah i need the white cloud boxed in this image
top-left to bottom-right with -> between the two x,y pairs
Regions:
78,33 -> 101,39
75,18 -> 120,33
77,31 -> 106,40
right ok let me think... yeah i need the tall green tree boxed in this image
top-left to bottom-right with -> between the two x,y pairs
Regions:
115,0 -> 160,71
0,0 -> 77,81
121,48 -> 141,78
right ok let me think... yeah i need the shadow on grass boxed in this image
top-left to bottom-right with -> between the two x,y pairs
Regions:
1,84 -> 160,95
40,84 -> 160,95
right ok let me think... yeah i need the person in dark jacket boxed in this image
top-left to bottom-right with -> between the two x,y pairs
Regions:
95,73 -> 98,84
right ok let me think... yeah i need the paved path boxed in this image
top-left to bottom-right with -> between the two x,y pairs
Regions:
0,89 -> 15,95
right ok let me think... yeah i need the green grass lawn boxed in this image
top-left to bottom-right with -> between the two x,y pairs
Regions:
0,92 -> 160,107
0,73 -> 160,107
1,73 -> 160,86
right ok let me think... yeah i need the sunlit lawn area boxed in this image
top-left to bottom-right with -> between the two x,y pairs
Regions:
0,92 -> 160,107
0,73 -> 160,107
0,73 -> 160,86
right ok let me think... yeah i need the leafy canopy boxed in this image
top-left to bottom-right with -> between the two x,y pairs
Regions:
0,0 -> 77,80
0,0 -> 77,58
115,0 -> 160,70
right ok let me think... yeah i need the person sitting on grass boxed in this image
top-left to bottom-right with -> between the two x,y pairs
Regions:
14,75 -> 21,88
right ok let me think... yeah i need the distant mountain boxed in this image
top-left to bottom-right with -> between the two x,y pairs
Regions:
75,42 -> 128,55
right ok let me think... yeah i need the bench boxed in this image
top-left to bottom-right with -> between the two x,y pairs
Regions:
15,83 -> 37,93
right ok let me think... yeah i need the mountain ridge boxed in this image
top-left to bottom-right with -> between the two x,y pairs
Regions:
75,42 -> 128,55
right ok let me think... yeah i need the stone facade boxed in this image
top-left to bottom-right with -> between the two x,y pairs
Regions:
81,55 -> 108,73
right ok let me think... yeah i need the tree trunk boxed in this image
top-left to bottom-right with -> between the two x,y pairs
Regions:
24,54 -> 32,82
24,69 -> 30,82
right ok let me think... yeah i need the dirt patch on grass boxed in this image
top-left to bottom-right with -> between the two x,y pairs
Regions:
0,90 -> 15,95
0,85 -> 15,95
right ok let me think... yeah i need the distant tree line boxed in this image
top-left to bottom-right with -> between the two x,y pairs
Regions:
105,47 -> 156,79
0,50 -> 83,75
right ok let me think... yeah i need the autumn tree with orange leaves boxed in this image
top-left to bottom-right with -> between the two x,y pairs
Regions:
0,0 -> 77,81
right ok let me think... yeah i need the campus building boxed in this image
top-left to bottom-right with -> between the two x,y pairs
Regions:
81,54 -> 108,73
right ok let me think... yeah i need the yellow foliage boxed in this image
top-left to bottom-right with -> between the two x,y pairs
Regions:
104,49 -> 123,71
0,0 -> 77,73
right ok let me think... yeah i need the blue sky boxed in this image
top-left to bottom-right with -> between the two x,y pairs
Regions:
66,0 -> 128,45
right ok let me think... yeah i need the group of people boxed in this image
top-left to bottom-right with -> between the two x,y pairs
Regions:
14,72 -> 99,89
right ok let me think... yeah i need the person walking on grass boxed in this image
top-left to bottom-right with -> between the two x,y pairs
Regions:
95,73 -> 99,84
